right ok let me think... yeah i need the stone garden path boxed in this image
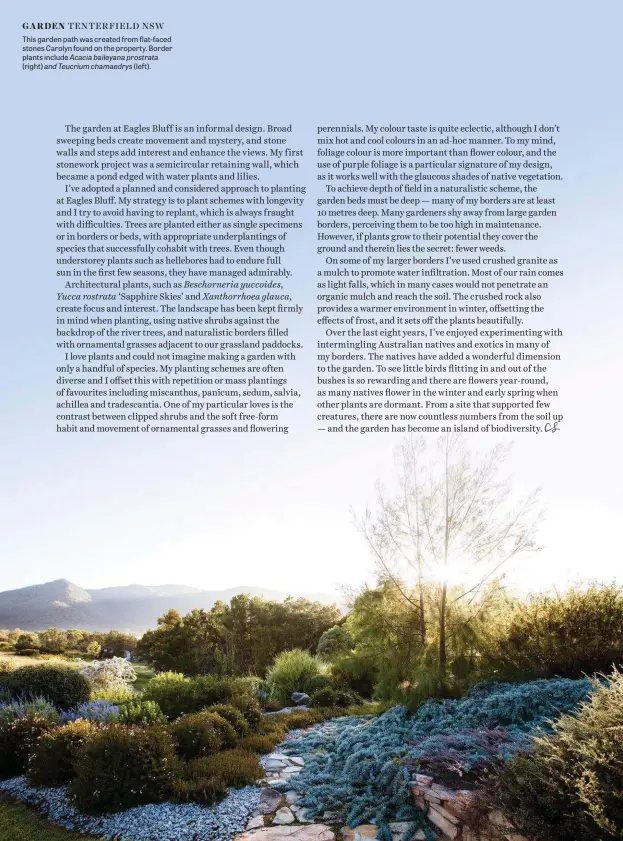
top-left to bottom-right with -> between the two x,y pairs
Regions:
234,751 -> 428,841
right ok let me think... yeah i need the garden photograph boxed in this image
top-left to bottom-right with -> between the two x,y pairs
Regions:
0,434 -> 621,841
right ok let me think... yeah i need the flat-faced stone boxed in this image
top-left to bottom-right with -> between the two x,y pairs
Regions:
234,826 -> 336,841
273,807 -> 296,825
259,787 -> 283,814
341,825 -> 378,841
247,816 -> 266,830
292,807 -> 314,823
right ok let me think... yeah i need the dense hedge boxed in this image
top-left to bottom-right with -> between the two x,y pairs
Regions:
310,687 -> 362,708
4,666 -> 91,709
142,673 -> 259,720
69,724 -> 177,813
480,585 -> 623,681
170,711 -> 236,760
27,720 -> 97,787
0,715 -> 58,779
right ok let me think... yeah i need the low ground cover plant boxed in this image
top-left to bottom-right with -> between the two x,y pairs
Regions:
281,677 -> 594,839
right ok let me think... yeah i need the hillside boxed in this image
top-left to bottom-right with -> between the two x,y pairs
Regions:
0,579 -> 339,634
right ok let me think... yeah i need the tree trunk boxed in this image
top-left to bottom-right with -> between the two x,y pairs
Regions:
439,582 -> 447,672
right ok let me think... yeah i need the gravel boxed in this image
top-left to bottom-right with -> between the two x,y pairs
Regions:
0,776 -> 260,841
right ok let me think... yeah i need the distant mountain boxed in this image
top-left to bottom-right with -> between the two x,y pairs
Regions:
0,579 -> 340,635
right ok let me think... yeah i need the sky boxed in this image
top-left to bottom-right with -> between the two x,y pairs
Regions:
1,0 -> 622,601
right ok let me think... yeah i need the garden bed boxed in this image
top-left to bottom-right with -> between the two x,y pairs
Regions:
0,778 -> 259,841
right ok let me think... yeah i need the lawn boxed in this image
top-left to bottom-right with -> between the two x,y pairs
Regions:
0,653 -> 88,670
0,797 -> 102,841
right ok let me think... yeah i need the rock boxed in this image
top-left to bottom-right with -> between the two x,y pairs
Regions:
389,821 -> 426,840
342,825 -> 378,841
265,759 -> 289,772
273,807 -> 296,825
292,807 -> 315,823
321,811 -> 342,823
427,807 -> 459,839
289,756 -> 305,767
235,828 -> 335,841
414,774 -> 434,788
259,787 -> 283,814
427,783 -> 458,802
247,816 -> 266,830
285,790 -> 300,805
268,779 -> 291,789
291,692 -> 311,706
427,803 -> 460,826
489,810 -> 513,829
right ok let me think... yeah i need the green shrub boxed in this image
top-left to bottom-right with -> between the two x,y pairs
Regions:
331,652 -> 377,697
481,585 -> 623,682
491,669 -> 623,841
191,676 -> 248,711
27,720 -> 97,787
116,700 -> 165,725
193,749 -> 263,787
5,665 -> 91,708
142,672 -> 253,720
0,661 -> 14,675
15,649 -> 40,657
307,674 -> 333,695
257,716 -> 288,741
0,715 -> 58,779
14,634 -> 40,652
205,704 -> 249,737
265,649 -> 327,703
310,687 -> 362,708
229,691 -> 262,730
89,685 -> 136,703
170,710 -> 235,760
237,733 -> 277,754
279,709 -> 323,729
170,763 -> 228,806
69,724 -> 176,813
317,625 -> 354,659
262,699 -> 285,713
141,672 -> 191,718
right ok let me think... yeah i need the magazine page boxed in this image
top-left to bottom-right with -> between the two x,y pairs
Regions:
1,2 -> 622,840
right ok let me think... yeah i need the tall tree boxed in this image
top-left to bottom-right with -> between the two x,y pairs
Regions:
355,433 -> 543,680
